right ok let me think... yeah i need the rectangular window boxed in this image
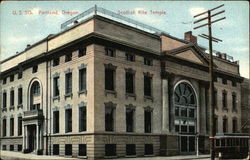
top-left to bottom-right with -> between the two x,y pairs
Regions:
79,68 -> 86,92
10,118 -> 14,136
105,144 -> 116,156
53,58 -> 60,66
3,92 -> 7,108
65,144 -> 72,155
3,77 -> 7,84
144,144 -> 153,155
78,48 -> 86,57
126,108 -> 134,132
79,107 -> 86,132
233,119 -> 237,133
65,53 -> 72,62
78,144 -> 87,156
10,145 -> 14,151
232,93 -> 237,111
126,144 -> 136,156
18,72 -> 22,79
2,119 -> 6,137
10,90 -> 14,106
232,81 -> 237,87
2,145 -> 6,150
144,58 -> 153,66
18,88 -> 23,105
32,65 -> 38,73
222,91 -> 227,108
105,107 -> 115,131
105,68 -> 115,91
222,79 -> 227,85
144,76 -> 152,96
144,110 -> 152,133
223,118 -> 228,133
65,73 -> 72,94
18,117 -> 22,136
65,109 -> 72,133
53,144 -> 59,155
105,48 -> 115,57
125,53 -> 135,62
53,77 -> 60,97
53,111 -> 59,133
18,145 -> 22,151
126,72 -> 134,94
10,75 -> 14,82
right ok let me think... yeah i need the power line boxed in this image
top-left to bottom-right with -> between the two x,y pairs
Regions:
193,4 -> 225,160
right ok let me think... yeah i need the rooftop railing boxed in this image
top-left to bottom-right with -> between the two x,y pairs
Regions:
61,5 -> 165,35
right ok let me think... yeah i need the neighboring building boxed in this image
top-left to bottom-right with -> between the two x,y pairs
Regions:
0,6 -> 246,159
241,78 -> 250,133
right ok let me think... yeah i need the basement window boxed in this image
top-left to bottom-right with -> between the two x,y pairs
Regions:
145,144 -> 153,155
105,144 -> 116,156
65,144 -> 72,156
126,144 -> 136,156
53,144 -> 59,155
78,144 -> 87,156
18,145 -> 22,151
10,145 -> 14,151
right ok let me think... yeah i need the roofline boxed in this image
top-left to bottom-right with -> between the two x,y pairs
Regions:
1,14 -> 161,64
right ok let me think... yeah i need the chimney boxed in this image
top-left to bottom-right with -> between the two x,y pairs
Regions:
184,31 -> 197,43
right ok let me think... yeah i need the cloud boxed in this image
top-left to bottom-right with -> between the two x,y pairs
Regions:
189,7 -> 207,17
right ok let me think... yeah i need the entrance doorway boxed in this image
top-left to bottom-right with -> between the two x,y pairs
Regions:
27,125 -> 36,152
180,135 -> 195,153
174,82 -> 197,154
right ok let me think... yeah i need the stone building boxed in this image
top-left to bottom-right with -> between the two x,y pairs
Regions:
241,78 -> 250,133
0,6 -> 247,159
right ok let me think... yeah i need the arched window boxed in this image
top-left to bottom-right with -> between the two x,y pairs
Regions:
30,81 -> 41,110
174,82 -> 196,134
31,81 -> 40,95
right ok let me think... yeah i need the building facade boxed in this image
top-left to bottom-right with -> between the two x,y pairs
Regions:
241,78 -> 250,133
0,6 -> 247,159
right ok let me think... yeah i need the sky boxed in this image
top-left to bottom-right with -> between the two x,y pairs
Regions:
0,1 -> 249,78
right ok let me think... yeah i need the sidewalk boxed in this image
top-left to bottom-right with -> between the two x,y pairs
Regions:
0,150 -> 210,160
113,155 -> 210,160
0,150 -> 78,160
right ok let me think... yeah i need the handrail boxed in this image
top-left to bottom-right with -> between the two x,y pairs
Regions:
61,5 -> 166,35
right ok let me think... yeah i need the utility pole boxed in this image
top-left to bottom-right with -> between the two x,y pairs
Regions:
193,4 -> 225,160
